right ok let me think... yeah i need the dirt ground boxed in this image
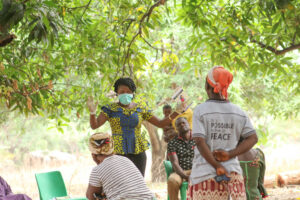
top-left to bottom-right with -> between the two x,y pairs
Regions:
1,143 -> 300,200
149,183 -> 300,200
266,186 -> 300,200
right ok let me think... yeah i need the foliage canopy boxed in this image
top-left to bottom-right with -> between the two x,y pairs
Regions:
0,0 -> 299,123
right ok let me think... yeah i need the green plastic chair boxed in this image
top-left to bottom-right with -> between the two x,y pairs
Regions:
35,171 -> 87,200
163,160 -> 188,200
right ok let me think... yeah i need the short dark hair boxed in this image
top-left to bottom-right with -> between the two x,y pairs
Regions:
163,104 -> 172,110
114,77 -> 136,93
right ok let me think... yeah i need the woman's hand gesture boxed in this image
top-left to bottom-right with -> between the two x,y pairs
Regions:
87,96 -> 98,114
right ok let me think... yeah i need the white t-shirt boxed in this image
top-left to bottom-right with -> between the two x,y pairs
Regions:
190,100 -> 256,185
89,155 -> 154,200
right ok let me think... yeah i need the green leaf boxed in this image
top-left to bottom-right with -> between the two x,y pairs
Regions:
142,26 -> 149,38
58,127 -> 64,133
272,22 -> 280,33
182,0 -> 186,8
258,53 -> 264,61
43,1 -> 57,7
144,22 -> 154,29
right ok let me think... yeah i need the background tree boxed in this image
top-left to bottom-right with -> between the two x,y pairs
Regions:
177,0 -> 300,94
0,0 -> 299,182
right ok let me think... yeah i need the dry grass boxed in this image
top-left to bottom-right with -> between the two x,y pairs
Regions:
0,152 -> 167,200
264,143 -> 300,177
1,143 -> 300,200
0,154 -> 93,200
267,186 -> 300,200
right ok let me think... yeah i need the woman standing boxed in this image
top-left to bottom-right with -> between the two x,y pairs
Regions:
87,77 -> 179,176
188,66 -> 258,200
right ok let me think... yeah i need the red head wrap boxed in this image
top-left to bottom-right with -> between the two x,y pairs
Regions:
206,66 -> 233,99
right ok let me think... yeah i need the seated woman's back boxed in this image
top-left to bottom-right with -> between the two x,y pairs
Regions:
89,155 -> 154,200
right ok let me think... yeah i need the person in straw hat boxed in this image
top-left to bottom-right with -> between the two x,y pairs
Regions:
86,132 -> 155,200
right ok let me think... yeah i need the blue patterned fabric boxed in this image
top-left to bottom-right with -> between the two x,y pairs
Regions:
101,103 -> 153,154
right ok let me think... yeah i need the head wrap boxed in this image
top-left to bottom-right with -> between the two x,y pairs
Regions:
206,66 -> 233,99
89,132 -> 114,155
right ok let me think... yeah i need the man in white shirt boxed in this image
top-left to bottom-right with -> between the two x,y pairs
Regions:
86,132 -> 155,200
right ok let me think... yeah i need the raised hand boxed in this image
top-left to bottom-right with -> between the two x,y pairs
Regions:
87,96 -> 99,114
175,101 -> 186,113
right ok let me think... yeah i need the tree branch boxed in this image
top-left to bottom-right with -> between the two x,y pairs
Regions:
251,38 -> 300,55
8,62 -> 34,83
141,35 -> 171,53
80,0 -> 92,19
67,5 -> 89,10
123,0 -> 165,69
118,19 -> 135,70
123,31 -> 140,70
143,121 -> 161,154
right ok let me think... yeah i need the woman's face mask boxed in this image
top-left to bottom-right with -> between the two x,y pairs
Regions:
118,93 -> 133,105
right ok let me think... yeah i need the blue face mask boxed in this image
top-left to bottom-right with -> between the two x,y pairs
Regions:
118,93 -> 133,105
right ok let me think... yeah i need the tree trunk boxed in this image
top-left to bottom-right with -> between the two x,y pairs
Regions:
277,170 -> 300,187
264,171 -> 300,188
143,121 -> 167,182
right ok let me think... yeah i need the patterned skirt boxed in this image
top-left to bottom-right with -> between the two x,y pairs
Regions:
187,172 -> 246,200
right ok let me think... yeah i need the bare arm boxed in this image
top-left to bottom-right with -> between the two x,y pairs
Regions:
194,137 -> 229,176
147,112 -> 179,128
90,112 -> 108,130
229,133 -> 258,158
214,133 -> 258,161
86,184 -> 103,200
169,153 -> 189,180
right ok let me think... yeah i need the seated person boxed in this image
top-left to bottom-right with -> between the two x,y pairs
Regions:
162,104 -> 177,143
86,132 -> 155,200
172,107 -> 193,131
162,104 -> 193,143
167,117 -> 195,200
0,176 -> 32,200
237,138 -> 268,200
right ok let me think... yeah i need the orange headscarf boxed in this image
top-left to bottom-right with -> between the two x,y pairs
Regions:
206,66 -> 233,99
